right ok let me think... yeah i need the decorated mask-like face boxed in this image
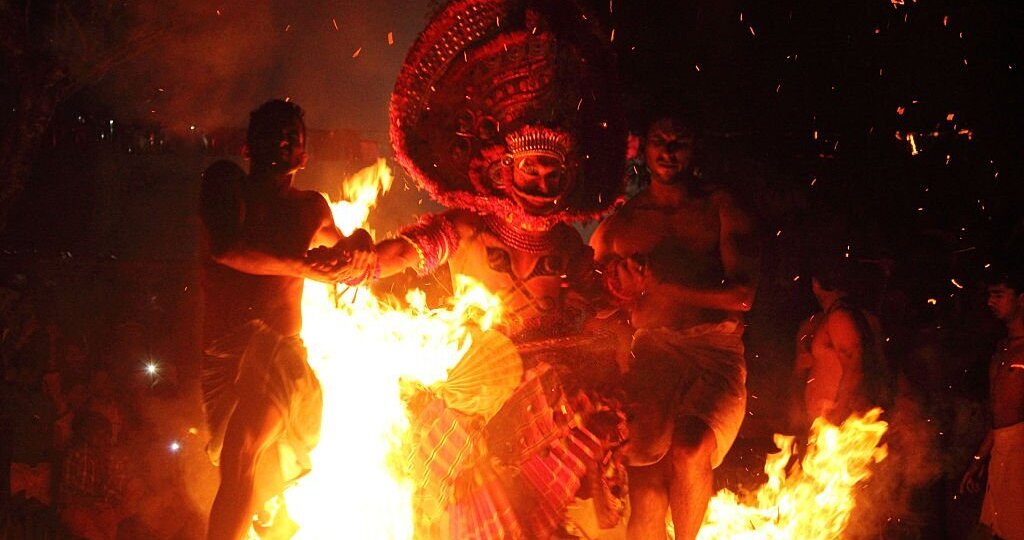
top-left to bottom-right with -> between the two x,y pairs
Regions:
504,154 -> 571,215
502,126 -> 575,215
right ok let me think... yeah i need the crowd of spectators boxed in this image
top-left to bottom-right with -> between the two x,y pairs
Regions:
1,270 -> 207,540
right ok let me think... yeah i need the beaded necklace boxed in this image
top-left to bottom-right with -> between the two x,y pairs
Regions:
484,215 -> 555,254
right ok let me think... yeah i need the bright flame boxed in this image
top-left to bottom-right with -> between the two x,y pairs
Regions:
692,409 -> 888,540
280,162 -> 501,538
330,158 -> 393,236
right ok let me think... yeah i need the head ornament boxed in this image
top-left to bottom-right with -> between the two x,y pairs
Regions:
391,0 -> 626,229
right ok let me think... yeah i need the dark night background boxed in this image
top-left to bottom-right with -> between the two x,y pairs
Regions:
1,0 -> 1021,538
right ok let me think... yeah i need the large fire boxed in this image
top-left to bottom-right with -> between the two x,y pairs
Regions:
280,160 -> 502,539
694,409 -> 889,540
268,160 -> 890,539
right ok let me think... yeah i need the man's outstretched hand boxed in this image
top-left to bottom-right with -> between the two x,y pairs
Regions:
304,228 -> 378,284
601,254 -> 650,303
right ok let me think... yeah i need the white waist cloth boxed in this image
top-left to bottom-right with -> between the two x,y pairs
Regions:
981,421 -> 1024,540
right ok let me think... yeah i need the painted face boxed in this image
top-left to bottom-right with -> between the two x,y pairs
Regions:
506,154 -> 571,215
248,117 -> 307,176
644,119 -> 694,184
987,283 -> 1023,322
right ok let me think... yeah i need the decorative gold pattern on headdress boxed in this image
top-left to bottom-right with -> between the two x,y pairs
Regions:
505,126 -> 572,163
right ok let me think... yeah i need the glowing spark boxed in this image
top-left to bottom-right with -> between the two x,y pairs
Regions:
332,18 -> 339,31
908,132 -> 919,155
352,47 -> 362,58
927,298 -> 937,305
610,28 -> 615,42
387,32 -> 394,45
951,278 -> 964,289
169,441 -> 181,453
145,362 -> 159,376
1010,364 -> 1024,370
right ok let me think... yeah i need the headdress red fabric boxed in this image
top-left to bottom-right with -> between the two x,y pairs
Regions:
391,0 -> 626,230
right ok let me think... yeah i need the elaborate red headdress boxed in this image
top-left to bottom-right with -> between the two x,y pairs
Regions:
391,0 -> 626,230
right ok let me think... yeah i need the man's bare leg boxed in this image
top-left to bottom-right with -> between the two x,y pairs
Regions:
626,458 -> 670,540
667,417 -> 716,540
208,396 -> 284,540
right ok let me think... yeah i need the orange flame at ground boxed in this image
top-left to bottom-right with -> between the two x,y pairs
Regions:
691,409 -> 888,540
279,159 -> 501,538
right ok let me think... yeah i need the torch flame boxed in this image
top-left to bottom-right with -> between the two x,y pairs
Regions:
692,408 -> 888,539
330,158 -> 393,236
278,160 -> 501,539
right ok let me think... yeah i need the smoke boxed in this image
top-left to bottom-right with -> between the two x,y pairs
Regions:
845,386 -> 945,538
97,0 -> 431,133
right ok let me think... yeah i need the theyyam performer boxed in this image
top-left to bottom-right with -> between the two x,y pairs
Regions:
330,0 -> 630,537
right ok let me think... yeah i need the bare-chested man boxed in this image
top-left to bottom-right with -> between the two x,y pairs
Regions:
590,114 -> 759,539
792,260 -> 889,427
200,100 -> 364,540
960,267 -> 1024,540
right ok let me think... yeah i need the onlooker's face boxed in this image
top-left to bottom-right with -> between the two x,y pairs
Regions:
987,283 -> 1023,322
644,119 -> 694,184
248,117 -> 307,176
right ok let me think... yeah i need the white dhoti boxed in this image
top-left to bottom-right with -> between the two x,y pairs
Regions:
981,421 -> 1024,540
627,321 -> 748,468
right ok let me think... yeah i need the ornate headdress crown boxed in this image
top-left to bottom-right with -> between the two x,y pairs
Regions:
505,126 -> 572,163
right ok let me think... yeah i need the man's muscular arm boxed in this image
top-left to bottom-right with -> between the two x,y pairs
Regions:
336,210 -> 465,283
788,316 -> 817,429
645,191 -> 759,311
373,237 -> 426,278
811,309 -> 865,421
200,164 -> 338,281
217,194 -> 347,279
309,194 -> 345,249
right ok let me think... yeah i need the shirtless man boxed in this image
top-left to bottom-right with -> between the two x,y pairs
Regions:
792,260 -> 889,427
590,114 -> 759,540
960,268 -> 1024,540
200,99 -> 362,540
